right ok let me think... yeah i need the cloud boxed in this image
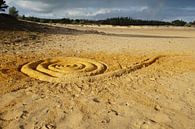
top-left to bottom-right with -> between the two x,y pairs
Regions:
5,0 -> 195,21
55,7 -> 148,18
64,8 -> 123,17
16,1 -> 53,13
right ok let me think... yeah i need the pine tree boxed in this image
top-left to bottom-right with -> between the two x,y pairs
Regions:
0,0 -> 8,12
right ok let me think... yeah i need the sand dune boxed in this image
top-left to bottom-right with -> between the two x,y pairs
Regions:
0,24 -> 195,129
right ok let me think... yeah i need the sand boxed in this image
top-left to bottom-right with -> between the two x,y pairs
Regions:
0,24 -> 195,129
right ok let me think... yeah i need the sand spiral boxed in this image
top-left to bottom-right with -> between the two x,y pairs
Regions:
21,56 -> 164,82
21,57 -> 107,82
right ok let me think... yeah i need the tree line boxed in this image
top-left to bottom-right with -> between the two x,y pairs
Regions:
19,16 -> 195,27
1,0 -> 195,26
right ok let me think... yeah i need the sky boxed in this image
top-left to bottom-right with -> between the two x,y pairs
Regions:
5,0 -> 195,21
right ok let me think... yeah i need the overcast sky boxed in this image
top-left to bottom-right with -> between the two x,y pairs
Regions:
5,0 -> 195,21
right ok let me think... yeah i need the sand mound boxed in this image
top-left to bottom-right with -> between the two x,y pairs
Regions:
21,57 -> 107,82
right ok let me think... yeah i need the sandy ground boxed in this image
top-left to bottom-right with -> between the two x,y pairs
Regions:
0,23 -> 195,129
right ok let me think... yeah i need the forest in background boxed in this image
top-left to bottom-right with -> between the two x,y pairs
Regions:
20,16 -> 195,26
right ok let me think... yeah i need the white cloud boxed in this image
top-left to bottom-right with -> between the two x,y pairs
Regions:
63,8 -> 126,17
54,6 -> 148,18
128,6 -> 148,12
14,0 -> 55,13
6,0 -> 14,4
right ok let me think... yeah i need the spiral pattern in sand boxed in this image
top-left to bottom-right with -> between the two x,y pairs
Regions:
21,57 -> 107,82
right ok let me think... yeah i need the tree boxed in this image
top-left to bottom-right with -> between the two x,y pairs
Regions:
9,6 -> 18,17
172,20 -> 187,26
22,15 -> 25,19
0,0 -> 8,11
191,21 -> 195,25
